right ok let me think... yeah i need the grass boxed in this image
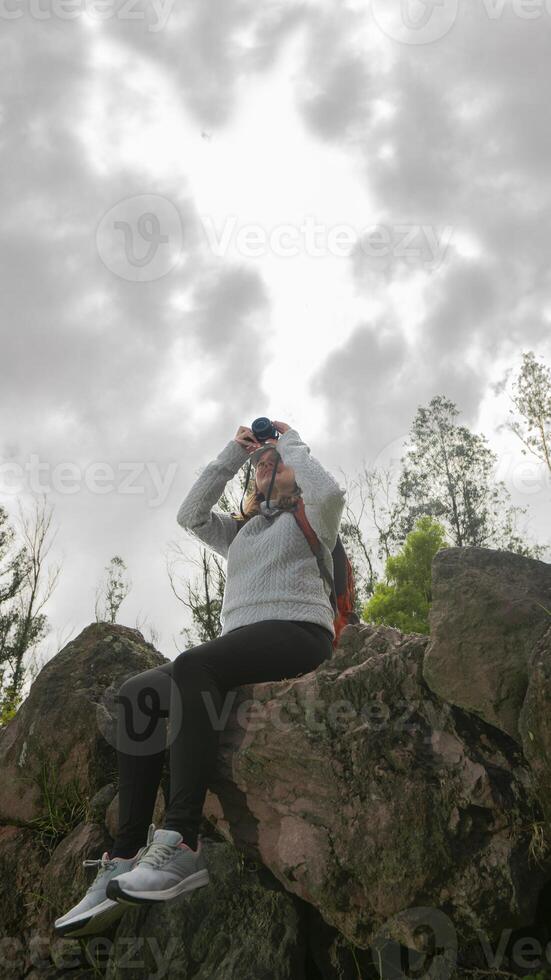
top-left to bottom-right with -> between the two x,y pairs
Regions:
527,820 -> 549,869
28,756 -> 89,854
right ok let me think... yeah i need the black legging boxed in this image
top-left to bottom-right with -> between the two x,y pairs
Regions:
111,619 -> 333,855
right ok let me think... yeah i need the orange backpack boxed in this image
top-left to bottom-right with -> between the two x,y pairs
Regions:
292,498 -> 360,649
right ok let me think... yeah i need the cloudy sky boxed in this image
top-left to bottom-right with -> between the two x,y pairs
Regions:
1,0 -> 550,663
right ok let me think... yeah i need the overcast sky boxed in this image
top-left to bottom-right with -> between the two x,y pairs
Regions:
1,0 -> 550,663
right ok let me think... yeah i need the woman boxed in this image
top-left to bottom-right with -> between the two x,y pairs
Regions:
55,420 -> 345,937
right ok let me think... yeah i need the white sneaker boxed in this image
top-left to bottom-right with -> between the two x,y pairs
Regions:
54,848 -> 144,937
106,825 -> 210,905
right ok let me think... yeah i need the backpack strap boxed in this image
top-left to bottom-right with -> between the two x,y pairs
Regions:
292,499 -> 338,616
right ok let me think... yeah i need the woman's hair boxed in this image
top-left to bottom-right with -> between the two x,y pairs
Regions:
233,483 -> 264,522
232,479 -> 302,525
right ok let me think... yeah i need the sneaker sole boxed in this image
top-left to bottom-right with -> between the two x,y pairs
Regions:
54,898 -> 126,938
106,869 -> 210,905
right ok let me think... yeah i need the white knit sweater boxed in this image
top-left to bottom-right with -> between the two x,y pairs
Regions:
176,428 -> 346,638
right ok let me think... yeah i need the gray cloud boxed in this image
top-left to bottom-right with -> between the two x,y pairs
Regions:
290,3 -> 551,449
2,2 -> 550,657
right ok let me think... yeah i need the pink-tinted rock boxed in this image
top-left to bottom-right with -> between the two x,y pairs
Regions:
205,623 -> 550,949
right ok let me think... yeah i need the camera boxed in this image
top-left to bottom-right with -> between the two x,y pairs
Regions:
251,417 -> 279,443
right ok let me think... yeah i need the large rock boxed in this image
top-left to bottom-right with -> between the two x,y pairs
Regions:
105,840 -> 309,980
203,621 -> 550,953
1,550 -> 551,977
0,622 -> 166,825
518,625 -> 551,828
0,623 -> 167,977
423,547 -> 551,740
0,623 -> 365,979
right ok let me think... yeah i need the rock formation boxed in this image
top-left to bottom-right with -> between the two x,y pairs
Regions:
0,548 -> 550,979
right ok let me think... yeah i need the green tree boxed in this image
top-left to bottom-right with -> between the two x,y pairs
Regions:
94,556 -> 131,624
171,547 -> 226,647
335,471 -> 377,617
387,395 -> 544,559
499,350 -> 551,478
0,497 -> 60,723
363,515 -> 449,634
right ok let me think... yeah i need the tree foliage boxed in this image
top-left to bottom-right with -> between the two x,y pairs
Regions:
0,498 -> 60,723
500,350 -> 551,476
363,515 -> 449,634
94,555 -> 131,624
387,394 -> 544,559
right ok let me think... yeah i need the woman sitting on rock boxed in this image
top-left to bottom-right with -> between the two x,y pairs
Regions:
55,419 -> 345,936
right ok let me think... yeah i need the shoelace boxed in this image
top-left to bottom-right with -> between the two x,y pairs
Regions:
82,853 -> 117,881
134,823 -> 188,870
137,840 -> 179,870
82,842 -> 147,881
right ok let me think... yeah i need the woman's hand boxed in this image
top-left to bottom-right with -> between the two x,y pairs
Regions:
233,426 -> 262,453
263,420 -> 292,446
